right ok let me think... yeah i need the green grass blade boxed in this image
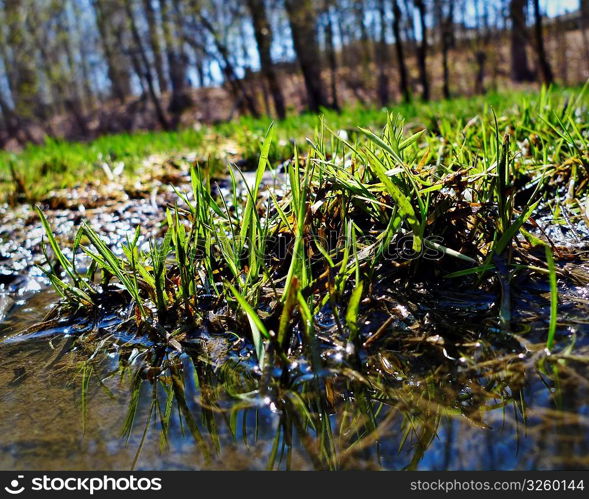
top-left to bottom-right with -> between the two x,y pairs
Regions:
345,281 -> 364,343
227,283 -> 269,369
545,246 -> 558,350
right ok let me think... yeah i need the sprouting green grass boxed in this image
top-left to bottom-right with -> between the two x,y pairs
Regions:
1,130 -> 207,201
545,245 -> 559,350
34,84 -> 589,366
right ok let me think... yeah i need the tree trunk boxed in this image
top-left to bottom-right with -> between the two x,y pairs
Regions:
160,0 -> 192,121
354,0 -> 371,81
142,0 -> 168,94
438,0 -> 453,99
581,0 -> 589,76
93,0 -> 133,102
531,0 -> 553,85
0,94 -> 34,145
556,13 -> 567,85
414,0 -> 429,101
471,0 -> 488,94
124,0 -> 170,130
474,50 -> 487,94
284,0 -> 330,112
376,0 -> 390,106
510,0 -> 534,82
4,0 -> 40,119
246,0 -> 286,119
56,6 -> 87,119
72,0 -> 95,111
391,0 -> 411,103
324,1 -> 340,110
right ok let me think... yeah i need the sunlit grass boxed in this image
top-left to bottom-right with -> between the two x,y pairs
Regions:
35,84 -> 588,365
2,84 -> 587,202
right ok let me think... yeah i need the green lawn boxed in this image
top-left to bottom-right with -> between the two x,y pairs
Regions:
3,85 -> 586,202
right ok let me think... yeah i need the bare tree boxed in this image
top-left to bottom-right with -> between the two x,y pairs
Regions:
414,0 -> 429,101
353,0 -> 371,80
72,0 -> 96,110
391,0 -> 411,103
531,0 -> 553,85
323,0 -> 340,110
284,0 -> 330,112
160,0 -> 192,119
93,0 -> 133,102
510,0 -> 534,82
435,0 -> 453,99
246,0 -> 286,119
4,0 -> 40,119
188,6 -> 261,118
0,0 -> 585,142
142,0 -> 168,93
124,0 -> 170,129
471,0 -> 488,94
376,0 -> 390,106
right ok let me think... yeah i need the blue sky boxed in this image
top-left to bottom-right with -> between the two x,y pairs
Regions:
545,0 -> 581,16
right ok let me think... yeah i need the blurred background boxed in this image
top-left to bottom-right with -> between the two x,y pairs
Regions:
0,0 -> 587,149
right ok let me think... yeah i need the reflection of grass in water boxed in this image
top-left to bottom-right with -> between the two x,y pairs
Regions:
72,324 -> 588,470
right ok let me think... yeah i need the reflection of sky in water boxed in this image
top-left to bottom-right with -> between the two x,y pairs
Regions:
0,338 -> 588,470
372,377 -> 588,471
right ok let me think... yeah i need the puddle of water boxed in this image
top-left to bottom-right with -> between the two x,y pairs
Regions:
0,284 -> 588,471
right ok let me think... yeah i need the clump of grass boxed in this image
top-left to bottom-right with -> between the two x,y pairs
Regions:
34,85 -> 588,375
545,245 -> 558,351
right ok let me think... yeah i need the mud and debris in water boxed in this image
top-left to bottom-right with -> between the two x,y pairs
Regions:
1,152 -> 589,471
